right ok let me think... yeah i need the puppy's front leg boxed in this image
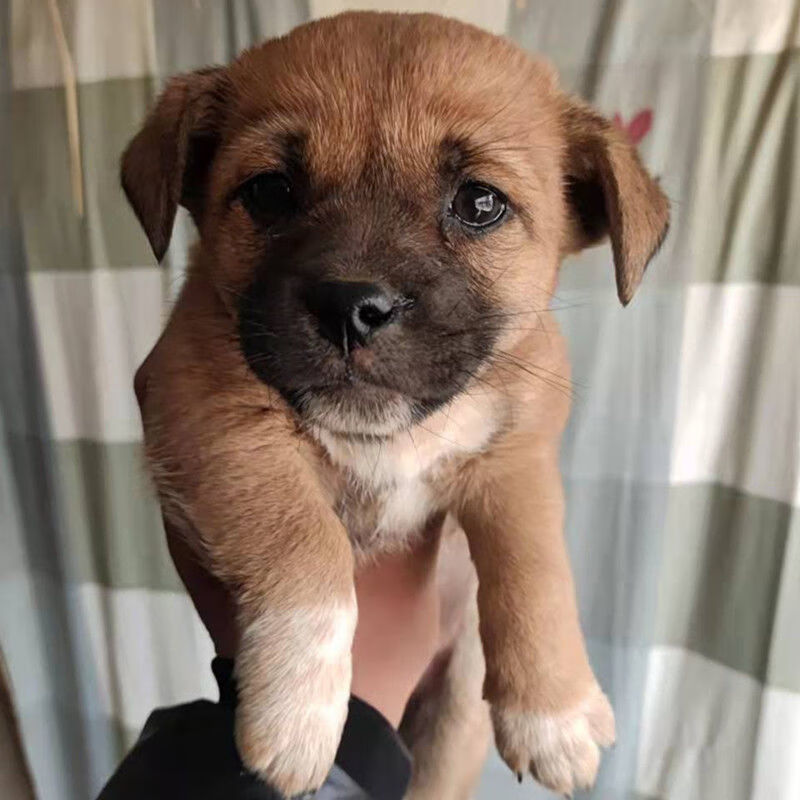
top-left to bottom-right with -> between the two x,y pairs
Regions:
455,433 -> 614,794
149,400 -> 355,797
227,484 -> 356,798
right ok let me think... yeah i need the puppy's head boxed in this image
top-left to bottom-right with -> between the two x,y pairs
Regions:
122,13 -> 668,436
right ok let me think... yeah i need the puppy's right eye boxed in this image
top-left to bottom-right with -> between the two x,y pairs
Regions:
237,172 -> 296,225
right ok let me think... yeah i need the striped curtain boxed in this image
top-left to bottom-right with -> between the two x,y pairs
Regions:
1,2 -> 798,798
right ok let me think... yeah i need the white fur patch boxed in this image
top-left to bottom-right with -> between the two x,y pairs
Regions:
235,593 -> 357,795
317,389 -> 500,546
375,473 -> 435,535
318,388 -> 499,488
491,686 -> 615,795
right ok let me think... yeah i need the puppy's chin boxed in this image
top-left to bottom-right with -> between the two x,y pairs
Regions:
288,383 -> 428,437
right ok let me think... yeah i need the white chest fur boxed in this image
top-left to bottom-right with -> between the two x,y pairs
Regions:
316,390 -> 500,549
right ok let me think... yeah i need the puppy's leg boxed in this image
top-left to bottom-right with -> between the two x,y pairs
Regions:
455,433 -> 614,796
401,587 -> 491,800
163,425 -> 355,797
145,385 -> 354,792
173,432 -> 355,796
233,533 -> 356,799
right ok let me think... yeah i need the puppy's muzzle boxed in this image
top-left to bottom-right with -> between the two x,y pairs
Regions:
304,281 -> 409,354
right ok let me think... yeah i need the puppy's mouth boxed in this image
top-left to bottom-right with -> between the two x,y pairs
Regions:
286,381 -> 409,436
283,371 -> 451,437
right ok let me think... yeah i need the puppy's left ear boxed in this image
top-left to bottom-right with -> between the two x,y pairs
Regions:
561,100 -> 669,305
120,66 -> 228,262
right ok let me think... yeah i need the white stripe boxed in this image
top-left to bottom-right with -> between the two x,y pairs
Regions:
670,284 -> 800,505
712,0 -> 800,57
1,574 -> 216,734
637,646 -> 800,800
71,583 -> 217,732
11,0 -> 157,90
752,684 -> 800,797
309,1 -> 511,35
27,268 -> 167,442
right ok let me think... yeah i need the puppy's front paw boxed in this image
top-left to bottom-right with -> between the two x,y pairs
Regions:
235,599 -> 357,797
492,684 -> 615,796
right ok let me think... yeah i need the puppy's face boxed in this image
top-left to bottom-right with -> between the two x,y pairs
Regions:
122,13 -> 668,436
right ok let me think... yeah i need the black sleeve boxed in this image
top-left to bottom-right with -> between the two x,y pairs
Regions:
97,658 -> 411,800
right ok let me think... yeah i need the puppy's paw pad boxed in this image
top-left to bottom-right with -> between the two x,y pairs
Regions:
492,685 -> 615,795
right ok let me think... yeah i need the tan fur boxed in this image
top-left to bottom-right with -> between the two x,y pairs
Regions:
122,12 -> 668,797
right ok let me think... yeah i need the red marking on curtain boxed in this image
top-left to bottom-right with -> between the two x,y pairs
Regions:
613,109 -> 653,145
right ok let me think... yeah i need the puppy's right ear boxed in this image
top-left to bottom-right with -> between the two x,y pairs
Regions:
120,67 -> 228,262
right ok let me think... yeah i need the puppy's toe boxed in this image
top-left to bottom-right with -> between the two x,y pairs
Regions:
492,684 -> 615,795
586,689 -> 616,748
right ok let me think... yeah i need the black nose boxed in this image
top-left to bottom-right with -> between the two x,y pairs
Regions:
305,281 -> 400,353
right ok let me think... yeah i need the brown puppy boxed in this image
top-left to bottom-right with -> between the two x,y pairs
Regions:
121,12 -> 668,799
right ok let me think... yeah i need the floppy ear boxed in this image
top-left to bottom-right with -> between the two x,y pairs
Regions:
120,67 -> 228,262
561,100 -> 669,305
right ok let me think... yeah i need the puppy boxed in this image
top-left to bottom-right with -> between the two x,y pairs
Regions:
121,12 -> 668,799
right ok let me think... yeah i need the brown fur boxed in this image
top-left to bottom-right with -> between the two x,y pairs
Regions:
122,12 -> 668,797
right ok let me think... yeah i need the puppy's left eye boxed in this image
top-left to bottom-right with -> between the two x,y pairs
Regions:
451,182 -> 507,228
237,172 -> 296,225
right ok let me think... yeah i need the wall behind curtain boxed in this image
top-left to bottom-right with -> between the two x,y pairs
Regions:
2,2 -> 798,798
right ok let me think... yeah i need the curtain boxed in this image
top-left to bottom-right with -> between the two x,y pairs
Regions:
2,1 -> 798,798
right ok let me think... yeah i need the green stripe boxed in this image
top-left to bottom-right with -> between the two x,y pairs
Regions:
54,439 -> 181,591
3,435 -> 181,592
764,508 -> 800,693
12,78 -> 157,272
656,482 -> 799,691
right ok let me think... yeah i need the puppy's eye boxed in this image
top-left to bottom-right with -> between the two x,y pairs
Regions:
237,172 -> 295,224
451,182 -> 507,228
